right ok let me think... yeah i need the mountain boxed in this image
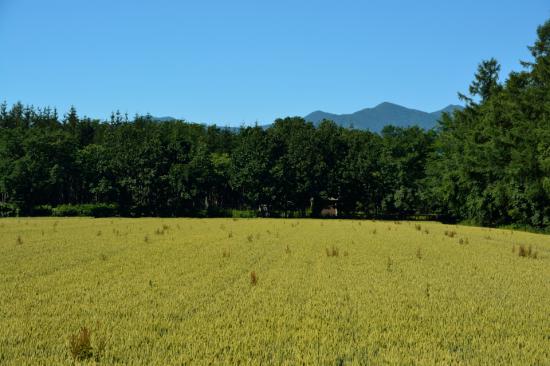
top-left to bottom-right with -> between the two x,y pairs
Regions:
304,102 -> 463,131
149,102 -> 463,132
152,116 -> 177,122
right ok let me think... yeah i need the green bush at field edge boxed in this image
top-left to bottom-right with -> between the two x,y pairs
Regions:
52,204 -> 119,217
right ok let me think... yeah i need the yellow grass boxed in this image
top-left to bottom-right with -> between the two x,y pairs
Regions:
0,218 -> 549,365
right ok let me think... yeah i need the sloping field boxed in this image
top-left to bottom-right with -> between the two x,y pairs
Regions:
0,218 -> 549,365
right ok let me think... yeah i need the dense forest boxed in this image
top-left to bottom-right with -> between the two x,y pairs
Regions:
1,20 -> 549,230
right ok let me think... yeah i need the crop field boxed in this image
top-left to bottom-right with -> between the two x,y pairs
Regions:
0,218 -> 549,365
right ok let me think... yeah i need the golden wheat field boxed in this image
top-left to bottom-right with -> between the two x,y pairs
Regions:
0,218 -> 549,365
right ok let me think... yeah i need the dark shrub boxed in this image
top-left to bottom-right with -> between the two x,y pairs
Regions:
232,209 -> 257,218
0,203 -> 20,217
31,205 -> 53,216
89,204 -> 118,217
52,204 -> 80,217
52,203 -> 118,217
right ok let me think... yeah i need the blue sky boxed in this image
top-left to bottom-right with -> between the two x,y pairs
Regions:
0,0 -> 548,126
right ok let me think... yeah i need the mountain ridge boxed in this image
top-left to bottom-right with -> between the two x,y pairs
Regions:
150,102 -> 463,131
304,102 -> 463,131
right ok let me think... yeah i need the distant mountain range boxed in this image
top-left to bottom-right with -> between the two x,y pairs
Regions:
304,102 -> 463,131
152,102 -> 463,131
152,116 -> 177,122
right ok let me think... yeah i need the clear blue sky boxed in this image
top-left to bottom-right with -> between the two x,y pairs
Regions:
0,0 -> 548,126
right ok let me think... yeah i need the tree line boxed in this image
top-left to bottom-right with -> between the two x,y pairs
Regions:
1,20 -> 549,230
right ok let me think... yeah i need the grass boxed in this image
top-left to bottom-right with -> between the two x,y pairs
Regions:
68,327 -> 93,361
250,270 -> 258,285
325,245 -> 339,257
68,326 -> 105,362
518,244 -> 538,259
416,247 -> 423,259
444,229 -> 457,238
0,218 -> 549,364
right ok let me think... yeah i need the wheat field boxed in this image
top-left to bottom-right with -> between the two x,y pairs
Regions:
0,218 -> 549,365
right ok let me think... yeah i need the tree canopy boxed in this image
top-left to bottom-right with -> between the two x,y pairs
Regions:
1,19 -> 549,230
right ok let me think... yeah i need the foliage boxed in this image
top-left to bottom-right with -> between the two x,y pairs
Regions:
0,19 -> 549,230
427,19 -> 550,229
51,203 -> 118,217
0,202 -> 19,217
31,205 -> 53,216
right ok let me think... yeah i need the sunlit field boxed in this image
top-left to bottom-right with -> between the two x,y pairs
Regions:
0,218 -> 549,365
